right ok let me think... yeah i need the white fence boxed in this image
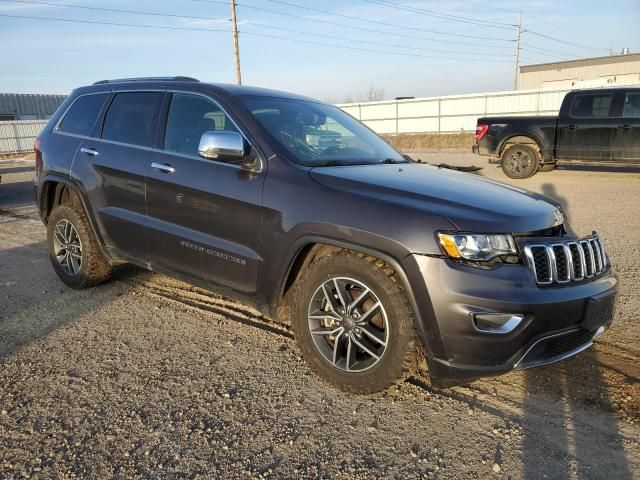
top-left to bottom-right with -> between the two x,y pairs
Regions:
338,85 -> 636,135
3,83 -> 640,152
0,120 -> 47,153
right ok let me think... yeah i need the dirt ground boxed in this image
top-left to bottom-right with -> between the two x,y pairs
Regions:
1,154 -> 639,479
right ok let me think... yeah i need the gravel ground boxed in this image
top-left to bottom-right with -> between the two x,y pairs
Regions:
1,154 -> 639,479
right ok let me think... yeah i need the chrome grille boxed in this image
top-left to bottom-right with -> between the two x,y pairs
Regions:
524,235 -> 608,285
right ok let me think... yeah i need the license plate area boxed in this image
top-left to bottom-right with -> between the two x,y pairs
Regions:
582,292 -> 616,331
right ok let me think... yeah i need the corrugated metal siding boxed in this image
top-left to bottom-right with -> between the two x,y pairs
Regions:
0,93 -> 67,120
519,55 -> 640,90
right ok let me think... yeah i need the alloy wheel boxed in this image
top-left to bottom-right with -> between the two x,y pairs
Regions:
307,277 -> 389,372
506,149 -> 532,175
52,219 -> 83,275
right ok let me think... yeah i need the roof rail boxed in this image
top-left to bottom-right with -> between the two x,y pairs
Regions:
93,76 -> 200,85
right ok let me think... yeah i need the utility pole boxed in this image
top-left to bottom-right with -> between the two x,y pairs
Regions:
513,11 -> 522,90
230,0 -> 242,85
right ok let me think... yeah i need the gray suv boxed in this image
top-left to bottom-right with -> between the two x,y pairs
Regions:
33,77 -> 617,393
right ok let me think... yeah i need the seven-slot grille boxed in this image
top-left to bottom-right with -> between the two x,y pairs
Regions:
523,235 -> 608,285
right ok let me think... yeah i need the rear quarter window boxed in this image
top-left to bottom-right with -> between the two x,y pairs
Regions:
57,93 -> 109,136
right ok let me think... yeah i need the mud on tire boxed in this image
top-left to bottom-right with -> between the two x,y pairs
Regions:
501,144 -> 540,179
292,251 -> 419,394
47,203 -> 112,289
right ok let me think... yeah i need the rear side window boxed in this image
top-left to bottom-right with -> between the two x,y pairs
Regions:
102,92 -> 163,147
570,94 -> 614,118
623,93 -> 640,118
58,93 -> 109,136
164,93 -> 238,157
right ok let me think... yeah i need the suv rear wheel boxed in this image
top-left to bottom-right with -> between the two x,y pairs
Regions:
47,203 -> 112,288
292,251 -> 418,393
501,144 -> 540,179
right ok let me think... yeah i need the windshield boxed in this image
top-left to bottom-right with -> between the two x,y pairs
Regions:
242,96 -> 407,167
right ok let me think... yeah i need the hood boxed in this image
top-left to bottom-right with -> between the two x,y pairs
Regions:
309,163 -> 563,233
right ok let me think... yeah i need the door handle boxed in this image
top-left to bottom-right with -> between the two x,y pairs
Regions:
80,147 -> 99,157
566,124 -> 578,130
618,124 -> 632,130
151,162 -> 176,174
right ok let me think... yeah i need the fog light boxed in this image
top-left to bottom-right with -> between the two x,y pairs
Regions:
472,313 -> 524,334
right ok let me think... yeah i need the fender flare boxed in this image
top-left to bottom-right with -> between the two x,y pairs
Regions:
498,133 -> 544,158
275,234 -> 436,359
39,174 -> 113,263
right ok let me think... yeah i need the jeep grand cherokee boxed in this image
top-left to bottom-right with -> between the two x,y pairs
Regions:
33,77 -> 617,393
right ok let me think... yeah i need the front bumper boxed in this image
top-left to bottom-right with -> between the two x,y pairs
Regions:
402,254 -> 617,383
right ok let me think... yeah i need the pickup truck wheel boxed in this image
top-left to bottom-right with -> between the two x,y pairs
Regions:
292,252 -> 418,393
501,145 -> 540,179
47,204 -> 112,289
539,163 -> 557,172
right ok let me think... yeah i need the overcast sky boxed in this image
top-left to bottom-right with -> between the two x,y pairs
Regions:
1,0 -> 639,101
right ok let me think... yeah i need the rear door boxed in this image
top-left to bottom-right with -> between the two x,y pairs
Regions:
556,91 -> 619,161
611,90 -> 640,161
144,91 -> 265,294
73,90 -> 163,260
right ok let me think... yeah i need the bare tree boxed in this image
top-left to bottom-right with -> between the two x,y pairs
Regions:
364,83 -> 385,102
342,93 -> 355,103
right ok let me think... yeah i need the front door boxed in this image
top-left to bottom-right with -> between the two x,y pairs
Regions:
145,92 -> 265,294
556,91 -> 619,161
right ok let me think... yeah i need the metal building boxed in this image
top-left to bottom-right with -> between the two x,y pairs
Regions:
519,53 -> 640,90
0,93 -> 67,121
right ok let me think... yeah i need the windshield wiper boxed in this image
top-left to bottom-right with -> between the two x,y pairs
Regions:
380,158 -> 409,164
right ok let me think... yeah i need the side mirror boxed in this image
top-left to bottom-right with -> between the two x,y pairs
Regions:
198,131 -> 246,162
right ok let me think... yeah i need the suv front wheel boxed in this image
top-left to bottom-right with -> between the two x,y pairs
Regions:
47,203 -> 112,289
293,251 -> 419,393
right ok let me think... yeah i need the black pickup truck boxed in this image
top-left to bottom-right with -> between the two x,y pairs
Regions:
473,87 -> 640,178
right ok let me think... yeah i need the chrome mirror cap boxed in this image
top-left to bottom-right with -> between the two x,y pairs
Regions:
198,131 -> 245,161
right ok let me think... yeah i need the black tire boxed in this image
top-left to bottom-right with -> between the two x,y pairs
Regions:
539,163 -> 557,172
501,144 -> 540,179
47,203 -> 112,289
292,251 -> 419,394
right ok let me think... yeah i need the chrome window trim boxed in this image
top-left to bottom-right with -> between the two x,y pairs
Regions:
54,88 -> 265,173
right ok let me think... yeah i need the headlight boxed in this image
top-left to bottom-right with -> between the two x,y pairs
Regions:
438,233 -> 517,261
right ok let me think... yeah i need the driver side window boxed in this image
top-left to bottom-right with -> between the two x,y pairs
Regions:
164,93 -> 238,157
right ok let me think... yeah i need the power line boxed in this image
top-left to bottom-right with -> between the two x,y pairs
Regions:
257,0 -> 516,40
362,0 -> 516,29
523,29 -> 609,53
0,0 -> 228,22
194,0 -> 514,43
0,13 -> 229,33
240,30 -> 513,62
520,42 -> 582,59
243,21 -> 512,58
0,0 -> 513,58
0,13 -> 514,63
